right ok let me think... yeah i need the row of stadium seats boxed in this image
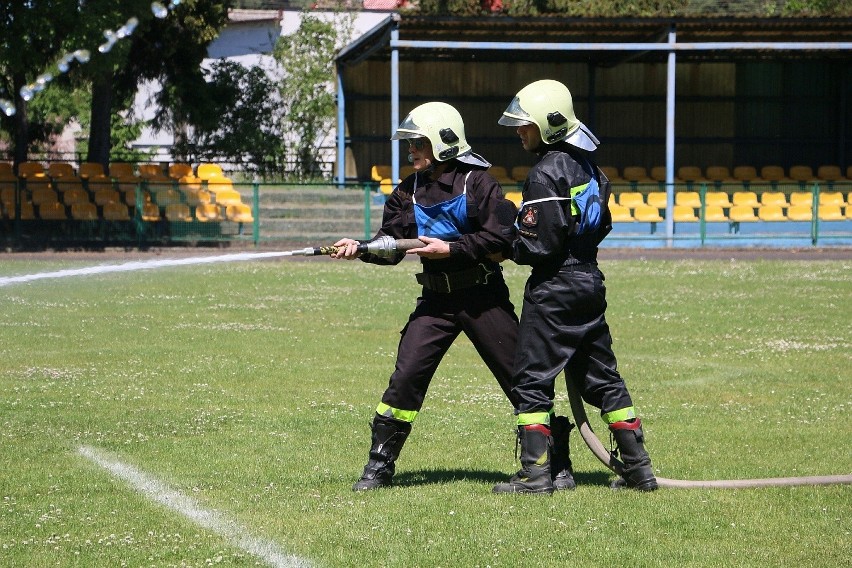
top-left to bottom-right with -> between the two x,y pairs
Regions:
503,189 -> 852,223
0,160 -> 231,184
371,163 -> 851,194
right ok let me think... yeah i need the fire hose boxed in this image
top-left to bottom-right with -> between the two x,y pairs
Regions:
288,237 -> 851,488
281,236 -> 425,258
566,377 -> 852,488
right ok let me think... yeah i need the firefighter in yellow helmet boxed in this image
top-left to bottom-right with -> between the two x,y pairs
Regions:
331,102 -> 535,491
492,79 -> 658,494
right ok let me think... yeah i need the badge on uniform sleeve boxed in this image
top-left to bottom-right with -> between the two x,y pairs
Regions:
521,206 -> 538,227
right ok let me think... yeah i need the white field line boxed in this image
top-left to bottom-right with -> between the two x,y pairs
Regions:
0,251 -> 295,287
78,446 -> 313,568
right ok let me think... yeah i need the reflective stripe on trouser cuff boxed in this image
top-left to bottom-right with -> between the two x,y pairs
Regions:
517,412 -> 551,427
602,406 -> 637,425
376,402 -> 418,423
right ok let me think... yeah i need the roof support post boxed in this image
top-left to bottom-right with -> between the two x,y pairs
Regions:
391,25 -> 400,185
336,68 -> 346,187
665,26 -> 676,246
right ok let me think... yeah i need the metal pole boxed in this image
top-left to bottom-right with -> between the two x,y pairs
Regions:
336,69 -> 346,188
665,27 -> 676,247
391,26 -> 400,186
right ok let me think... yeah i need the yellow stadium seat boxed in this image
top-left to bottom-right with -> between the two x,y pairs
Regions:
62,188 -> 90,206
18,161 -> 45,178
758,205 -> 786,221
38,201 -> 66,220
609,203 -> 634,222
226,203 -> 254,223
138,164 -> 165,179
675,192 -> 701,208
489,166 -> 514,184
183,188 -> 212,207
109,163 -> 137,179
760,165 -> 789,182
371,165 -> 391,183
140,202 -> 160,222
210,189 -> 242,207
168,163 -> 194,180
729,204 -> 758,222
760,191 -> 787,208
622,166 -> 652,182
30,188 -> 59,206
93,188 -> 121,207
786,204 -> 812,221
197,163 -> 226,181
196,203 -> 222,222
48,162 -> 75,178
733,166 -> 760,183
79,162 -> 106,179
705,191 -> 732,208
87,174 -> 113,192
788,165 -> 815,182
165,203 -> 193,222
789,191 -> 813,207
673,205 -> 698,222
154,188 -> 182,206
102,202 -> 130,222
646,191 -> 667,209
600,166 -> 622,183
819,191 -> 844,207
732,191 -> 759,207
677,166 -> 705,182
633,204 -> 663,222
378,179 -> 394,195
818,204 -> 844,221
71,202 -> 98,221
649,166 -> 668,183
618,192 -> 644,209
511,166 -> 531,182
704,205 -> 728,222
504,191 -> 522,207
705,166 -> 734,183
816,165 -> 846,182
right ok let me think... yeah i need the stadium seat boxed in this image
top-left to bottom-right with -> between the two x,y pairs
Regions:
139,164 -> 165,179
30,188 -> 59,206
18,201 -> 35,220
789,191 -> 813,207
18,161 -> 45,178
370,164 -> 391,183
168,163 -> 194,180
79,162 -> 106,179
705,191 -> 733,208
62,188 -> 90,206
511,166 -> 531,182
196,202 -> 222,222
758,205 -> 786,221
732,191 -> 759,207
649,166 -> 668,183
378,179 -> 394,195
633,204 -> 664,222
0,162 -> 13,176
48,162 -> 75,178
225,203 -> 254,223
733,166 -> 760,184
211,189 -> 243,207
760,191 -> 787,208
705,166 -> 734,183
87,174 -> 114,192
197,163 -> 226,181
622,166 -> 653,183
675,192 -> 701,208
818,204 -> 844,221
609,203 -> 634,222
93,188 -> 121,207
52,175 -> 84,193
704,205 -> 728,222
646,191 -> 667,209
109,163 -> 137,179
71,202 -> 98,221
102,202 -> 130,221
677,166 -> 705,183
760,165 -> 790,183
618,192 -> 645,209
165,203 -> 193,222
729,204 -> 758,222
786,204 -> 812,221
38,201 -> 66,220
183,188 -> 212,207
140,202 -> 161,222
504,191 -> 522,207
819,191 -> 844,207
488,166 -> 515,185
788,165 -> 815,183
154,188 -> 182,207
673,204 -> 698,222
816,165 -> 846,182
599,166 -> 621,183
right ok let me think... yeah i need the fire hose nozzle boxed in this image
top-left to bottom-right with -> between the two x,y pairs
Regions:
357,236 -> 424,258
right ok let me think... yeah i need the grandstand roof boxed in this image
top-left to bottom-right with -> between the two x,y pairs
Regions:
337,14 -> 852,65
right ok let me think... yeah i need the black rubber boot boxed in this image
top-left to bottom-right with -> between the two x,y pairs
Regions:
493,424 -> 554,495
550,415 -> 576,491
608,418 -> 658,491
352,413 -> 412,491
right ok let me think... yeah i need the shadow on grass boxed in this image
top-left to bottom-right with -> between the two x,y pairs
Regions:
393,468 -> 614,488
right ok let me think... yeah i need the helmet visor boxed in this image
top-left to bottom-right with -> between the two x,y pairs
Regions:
391,114 -> 422,140
498,96 -> 533,127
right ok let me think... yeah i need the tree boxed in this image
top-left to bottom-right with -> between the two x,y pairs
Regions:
273,11 -> 354,181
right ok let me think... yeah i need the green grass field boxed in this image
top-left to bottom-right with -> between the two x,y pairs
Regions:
1,253 -> 849,567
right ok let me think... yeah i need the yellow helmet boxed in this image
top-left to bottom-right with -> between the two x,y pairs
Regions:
498,79 -> 599,151
392,102 -> 471,161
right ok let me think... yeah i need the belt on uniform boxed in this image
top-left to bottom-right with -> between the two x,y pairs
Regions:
562,262 -> 598,273
416,263 -> 495,293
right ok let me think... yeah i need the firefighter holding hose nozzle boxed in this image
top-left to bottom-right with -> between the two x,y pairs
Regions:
332,102 -> 577,492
